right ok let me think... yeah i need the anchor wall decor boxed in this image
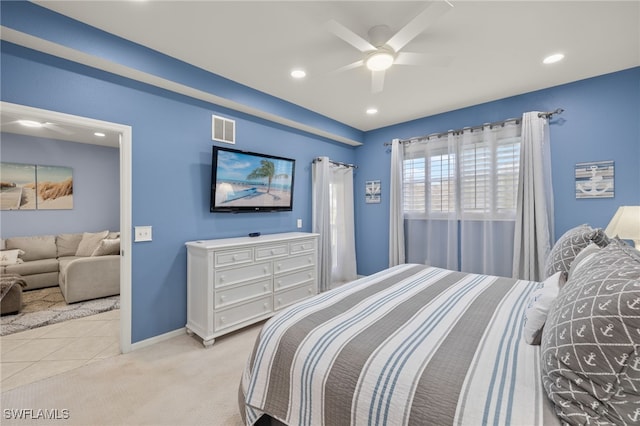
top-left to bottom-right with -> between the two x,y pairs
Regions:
575,160 -> 614,199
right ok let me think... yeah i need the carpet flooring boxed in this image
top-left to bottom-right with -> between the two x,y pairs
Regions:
0,322 -> 263,426
1,287 -> 119,336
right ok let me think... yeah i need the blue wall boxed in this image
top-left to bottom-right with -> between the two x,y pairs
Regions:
0,133 -> 119,237
355,67 -> 640,275
0,41 -> 357,343
1,2 -> 638,343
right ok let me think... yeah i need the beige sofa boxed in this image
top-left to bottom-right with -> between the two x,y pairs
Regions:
1,231 -> 120,303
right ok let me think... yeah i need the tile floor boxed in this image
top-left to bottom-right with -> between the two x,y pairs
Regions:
1,309 -> 120,391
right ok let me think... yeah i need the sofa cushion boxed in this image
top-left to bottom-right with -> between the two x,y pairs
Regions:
6,235 -> 57,262
92,238 -> 120,256
75,231 -> 109,256
5,258 -> 59,276
56,233 -> 83,257
0,249 -> 25,266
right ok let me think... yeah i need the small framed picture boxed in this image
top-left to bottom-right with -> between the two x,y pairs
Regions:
365,180 -> 381,204
575,160 -> 614,199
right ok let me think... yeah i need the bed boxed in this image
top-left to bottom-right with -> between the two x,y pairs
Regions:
240,264 -> 559,425
239,226 -> 640,426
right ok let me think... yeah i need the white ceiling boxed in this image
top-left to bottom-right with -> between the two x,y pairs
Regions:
11,1 -> 640,135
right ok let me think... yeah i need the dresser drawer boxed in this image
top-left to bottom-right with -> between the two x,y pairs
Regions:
215,248 -> 253,267
216,278 -> 271,308
215,295 -> 272,331
274,254 -> 315,274
255,244 -> 288,261
274,268 -> 315,291
290,239 -> 316,254
274,284 -> 316,310
216,262 -> 271,288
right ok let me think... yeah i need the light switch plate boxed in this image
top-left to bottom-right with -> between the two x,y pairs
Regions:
134,226 -> 152,242
297,219 -> 303,229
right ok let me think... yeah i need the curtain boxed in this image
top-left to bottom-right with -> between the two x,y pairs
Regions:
312,157 -> 357,291
404,133 -> 459,271
312,157 -> 332,292
389,139 -> 405,267
512,112 -> 555,281
400,121 -> 522,276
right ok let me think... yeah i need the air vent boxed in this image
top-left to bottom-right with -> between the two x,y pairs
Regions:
212,115 -> 235,144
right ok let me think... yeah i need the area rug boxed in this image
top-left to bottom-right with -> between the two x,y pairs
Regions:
0,286 -> 119,336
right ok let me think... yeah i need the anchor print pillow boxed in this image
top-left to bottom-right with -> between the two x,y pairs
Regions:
543,224 -> 609,279
541,238 -> 640,425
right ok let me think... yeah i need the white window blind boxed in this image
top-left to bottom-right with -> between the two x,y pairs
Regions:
402,122 -> 521,220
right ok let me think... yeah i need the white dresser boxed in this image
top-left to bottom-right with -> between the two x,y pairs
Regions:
185,232 -> 319,347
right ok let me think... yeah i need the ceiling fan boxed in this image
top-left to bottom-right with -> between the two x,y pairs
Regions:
327,0 -> 454,93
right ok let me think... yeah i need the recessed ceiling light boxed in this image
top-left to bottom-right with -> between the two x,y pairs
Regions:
17,119 -> 43,128
94,132 -> 106,137
543,53 -> 565,64
366,108 -> 378,115
290,69 -> 306,79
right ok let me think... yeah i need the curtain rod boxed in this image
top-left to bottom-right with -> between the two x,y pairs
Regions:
312,157 -> 358,169
383,108 -> 564,146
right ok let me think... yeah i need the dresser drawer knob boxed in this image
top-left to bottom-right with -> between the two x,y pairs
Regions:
308,257 -> 312,263
219,275 -> 225,282
263,285 -> 268,291
308,288 -> 313,294
263,267 -> 269,274
277,280 -> 282,287
277,264 -> 281,270
232,255 -> 237,261
220,316 -> 226,323
263,302 -> 269,310
220,295 -> 226,301
277,298 -> 282,306
308,273 -> 312,278
271,249 -> 275,255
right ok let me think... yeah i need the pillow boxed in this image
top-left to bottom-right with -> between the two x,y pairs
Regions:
541,238 -> 640,425
0,249 -> 25,266
75,231 -> 109,256
522,271 -> 566,345
56,233 -> 83,257
544,224 -> 609,278
567,242 -> 600,279
91,238 -> 120,256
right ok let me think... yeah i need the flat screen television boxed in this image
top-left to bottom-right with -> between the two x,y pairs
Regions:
210,146 -> 295,213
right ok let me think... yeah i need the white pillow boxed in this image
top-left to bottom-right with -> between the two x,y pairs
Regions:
91,238 -> 120,256
75,231 -> 109,256
0,249 -> 25,266
522,271 -> 566,345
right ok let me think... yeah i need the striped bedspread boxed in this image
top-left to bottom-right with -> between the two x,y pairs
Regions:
240,264 -> 561,426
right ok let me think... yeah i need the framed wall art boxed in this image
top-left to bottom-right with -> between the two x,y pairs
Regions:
0,162 -> 73,210
575,160 -> 614,199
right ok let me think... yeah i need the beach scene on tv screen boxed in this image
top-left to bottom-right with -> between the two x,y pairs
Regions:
214,150 -> 293,208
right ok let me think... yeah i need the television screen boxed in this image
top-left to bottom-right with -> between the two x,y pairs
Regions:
211,146 -> 295,212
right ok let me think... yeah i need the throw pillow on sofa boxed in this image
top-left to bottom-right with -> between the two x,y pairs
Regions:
0,249 -> 25,266
75,231 -> 109,256
92,238 -> 120,256
56,233 -> 83,257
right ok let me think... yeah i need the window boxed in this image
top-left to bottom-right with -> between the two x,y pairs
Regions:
402,123 -> 521,220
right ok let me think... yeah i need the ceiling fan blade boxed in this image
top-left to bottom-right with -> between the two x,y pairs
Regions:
371,70 -> 385,93
395,51 -> 454,67
386,1 -> 453,53
326,19 -> 376,52
333,60 -> 365,74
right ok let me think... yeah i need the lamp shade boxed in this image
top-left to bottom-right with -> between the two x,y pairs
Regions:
605,206 -> 640,247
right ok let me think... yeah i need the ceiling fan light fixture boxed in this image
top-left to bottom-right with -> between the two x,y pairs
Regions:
366,51 -> 394,71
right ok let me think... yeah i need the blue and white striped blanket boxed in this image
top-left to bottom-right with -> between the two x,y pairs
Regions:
240,264 -> 561,425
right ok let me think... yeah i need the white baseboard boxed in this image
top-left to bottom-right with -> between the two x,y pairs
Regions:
130,327 -> 186,351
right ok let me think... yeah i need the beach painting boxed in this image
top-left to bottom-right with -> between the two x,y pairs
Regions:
0,162 -> 73,210
213,150 -> 293,208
